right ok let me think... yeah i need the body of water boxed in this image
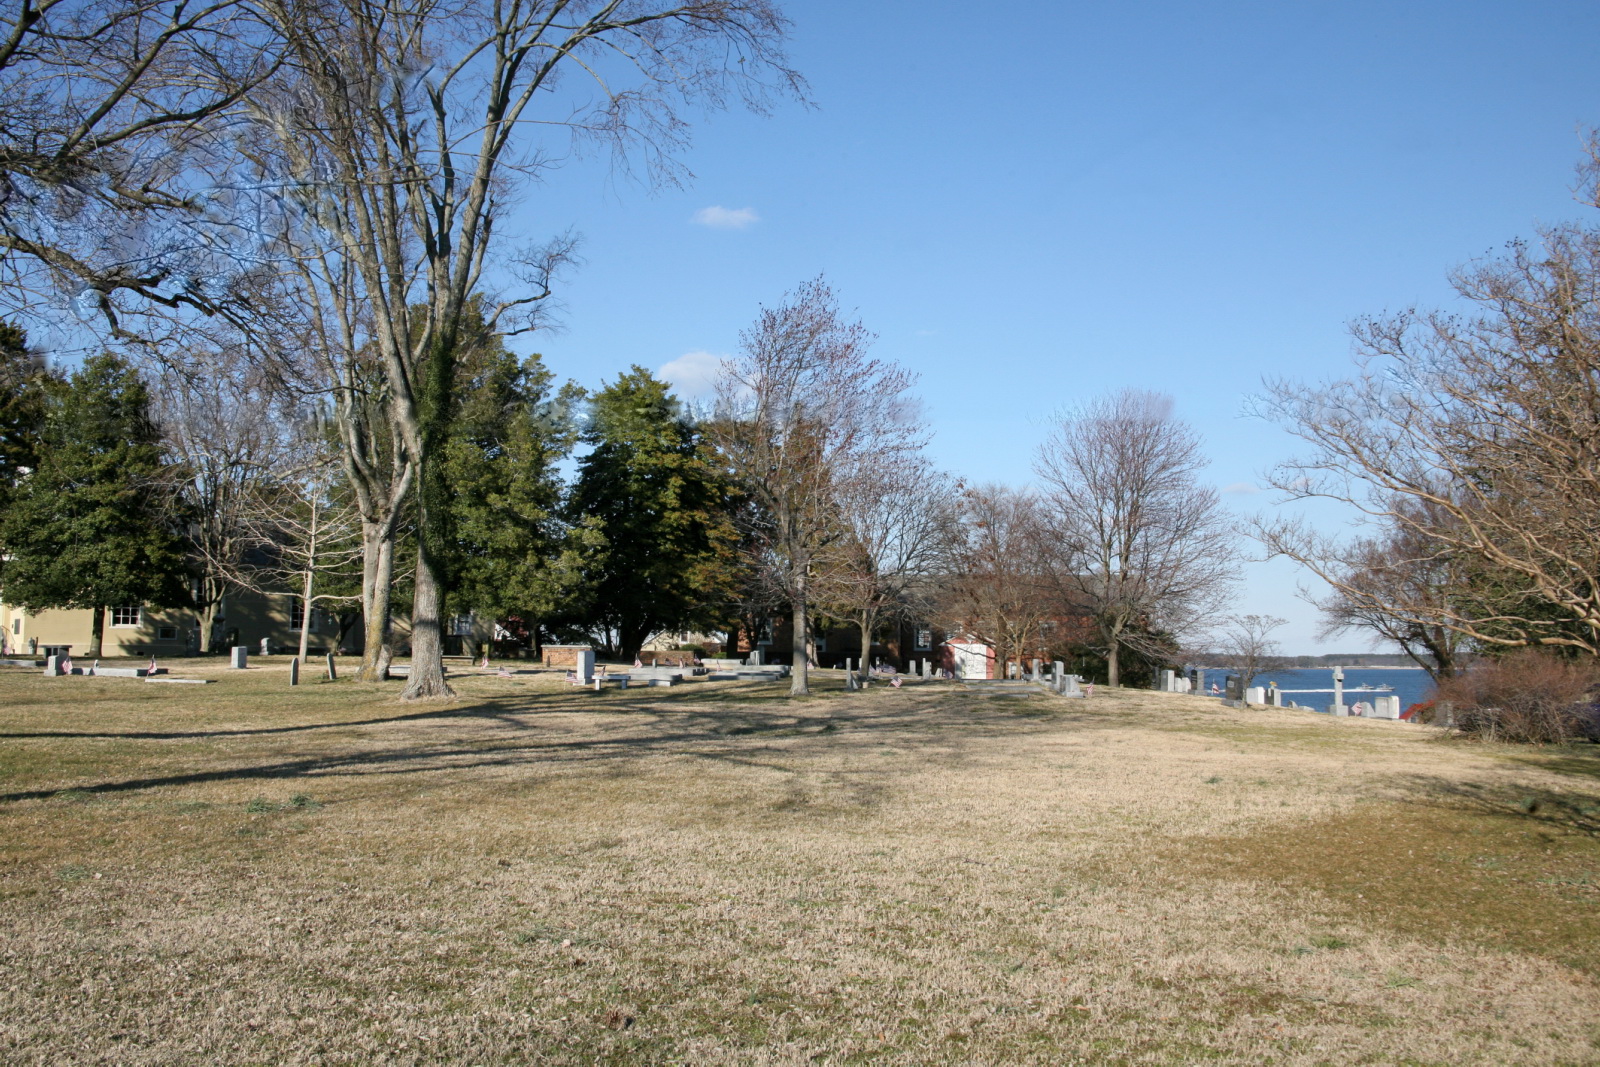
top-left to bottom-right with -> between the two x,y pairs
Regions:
1193,666 -> 1436,713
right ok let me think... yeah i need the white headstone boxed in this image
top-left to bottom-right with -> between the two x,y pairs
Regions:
1160,669 -> 1176,692
1053,661 -> 1066,692
749,648 -> 762,666
1245,686 -> 1265,705
230,646 -> 248,669
260,637 -> 272,656
44,655 -> 61,677
1373,695 -> 1402,719
576,649 -> 595,685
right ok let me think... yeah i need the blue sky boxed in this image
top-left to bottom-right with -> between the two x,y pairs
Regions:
517,0 -> 1600,655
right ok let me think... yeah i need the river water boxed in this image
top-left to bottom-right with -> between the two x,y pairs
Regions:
1194,666 -> 1436,713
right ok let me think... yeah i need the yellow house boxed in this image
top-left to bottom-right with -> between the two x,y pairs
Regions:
0,592 -> 355,658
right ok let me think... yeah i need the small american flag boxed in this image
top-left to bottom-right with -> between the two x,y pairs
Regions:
61,654 -> 73,674
497,666 -> 513,678
480,651 -> 490,668
148,655 -> 157,673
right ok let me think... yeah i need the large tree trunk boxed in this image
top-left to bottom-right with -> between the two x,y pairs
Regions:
88,606 -> 105,658
402,536 -> 455,699
199,592 -> 221,655
1106,637 -> 1121,687
856,609 -> 877,681
356,524 -> 395,681
789,574 -> 809,697
400,483 -> 457,700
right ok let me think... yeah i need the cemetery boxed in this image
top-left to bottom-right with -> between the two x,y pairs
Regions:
2,658 -> 1597,1063
5,1 -> 1600,1062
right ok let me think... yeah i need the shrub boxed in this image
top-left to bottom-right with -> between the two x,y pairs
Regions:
1435,650 -> 1600,744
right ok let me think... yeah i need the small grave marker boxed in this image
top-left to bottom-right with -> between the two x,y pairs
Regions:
289,656 -> 300,686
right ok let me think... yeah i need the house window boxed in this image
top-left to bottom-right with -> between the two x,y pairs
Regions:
290,601 -> 305,630
157,626 -> 177,640
452,613 -> 475,636
11,619 -> 19,635
111,606 -> 140,627
914,625 -> 932,651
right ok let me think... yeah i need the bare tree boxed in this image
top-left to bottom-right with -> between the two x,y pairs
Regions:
0,0 -> 283,330
1212,613 -> 1286,690
250,0 -> 799,699
815,453 -> 951,682
933,484 -> 1055,679
249,454 -> 363,662
710,277 -> 921,696
154,342 -> 300,652
1036,389 -> 1237,686
1257,220 -> 1600,657
1263,499 -> 1469,681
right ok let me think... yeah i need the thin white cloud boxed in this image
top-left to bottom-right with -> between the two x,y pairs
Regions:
1222,481 -> 1261,495
692,205 -> 760,230
657,349 -> 724,399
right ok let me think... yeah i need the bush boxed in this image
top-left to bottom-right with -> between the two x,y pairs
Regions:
1435,650 -> 1600,744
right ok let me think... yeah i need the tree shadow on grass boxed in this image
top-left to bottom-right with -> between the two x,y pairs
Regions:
0,686 -> 1109,804
1393,773 -> 1600,838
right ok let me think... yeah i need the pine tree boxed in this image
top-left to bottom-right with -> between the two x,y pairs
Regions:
0,321 -> 53,517
0,353 -> 192,656
440,332 -> 591,654
567,367 -> 739,661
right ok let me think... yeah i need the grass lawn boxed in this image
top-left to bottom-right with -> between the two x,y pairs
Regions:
1,659 -> 1598,1064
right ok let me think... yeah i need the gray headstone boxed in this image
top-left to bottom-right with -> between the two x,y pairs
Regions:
749,648 -> 762,666
230,646 -> 248,669
289,656 -> 300,686
576,649 -> 595,684
1053,661 -> 1065,692
326,653 -> 337,681
44,655 -> 61,677
1031,658 -> 1041,682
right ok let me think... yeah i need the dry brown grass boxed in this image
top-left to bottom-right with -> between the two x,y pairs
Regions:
1,661 -> 1598,1064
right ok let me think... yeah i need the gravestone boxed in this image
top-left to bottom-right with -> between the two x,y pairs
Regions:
1331,665 -> 1345,716
575,649 -> 595,685
1031,658 -> 1041,682
749,648 -> 762,666
1053,661 -> 1065,692
1372,695 -> 1402,719
1159,669 -> 1176,692
230,646 -> 248,669
44,655 -> 61,677
1224,675 -> 1243,706
289,657 -> 300,686
1245,685 -> 1265,705
260,637 -> 272,656
326,653 -> 337,681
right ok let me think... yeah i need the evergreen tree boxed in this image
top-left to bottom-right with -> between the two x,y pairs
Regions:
0,321 -> 53,518
440,328 -> 591,654
0,353 -> 192,656
568,367 -> 740,661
